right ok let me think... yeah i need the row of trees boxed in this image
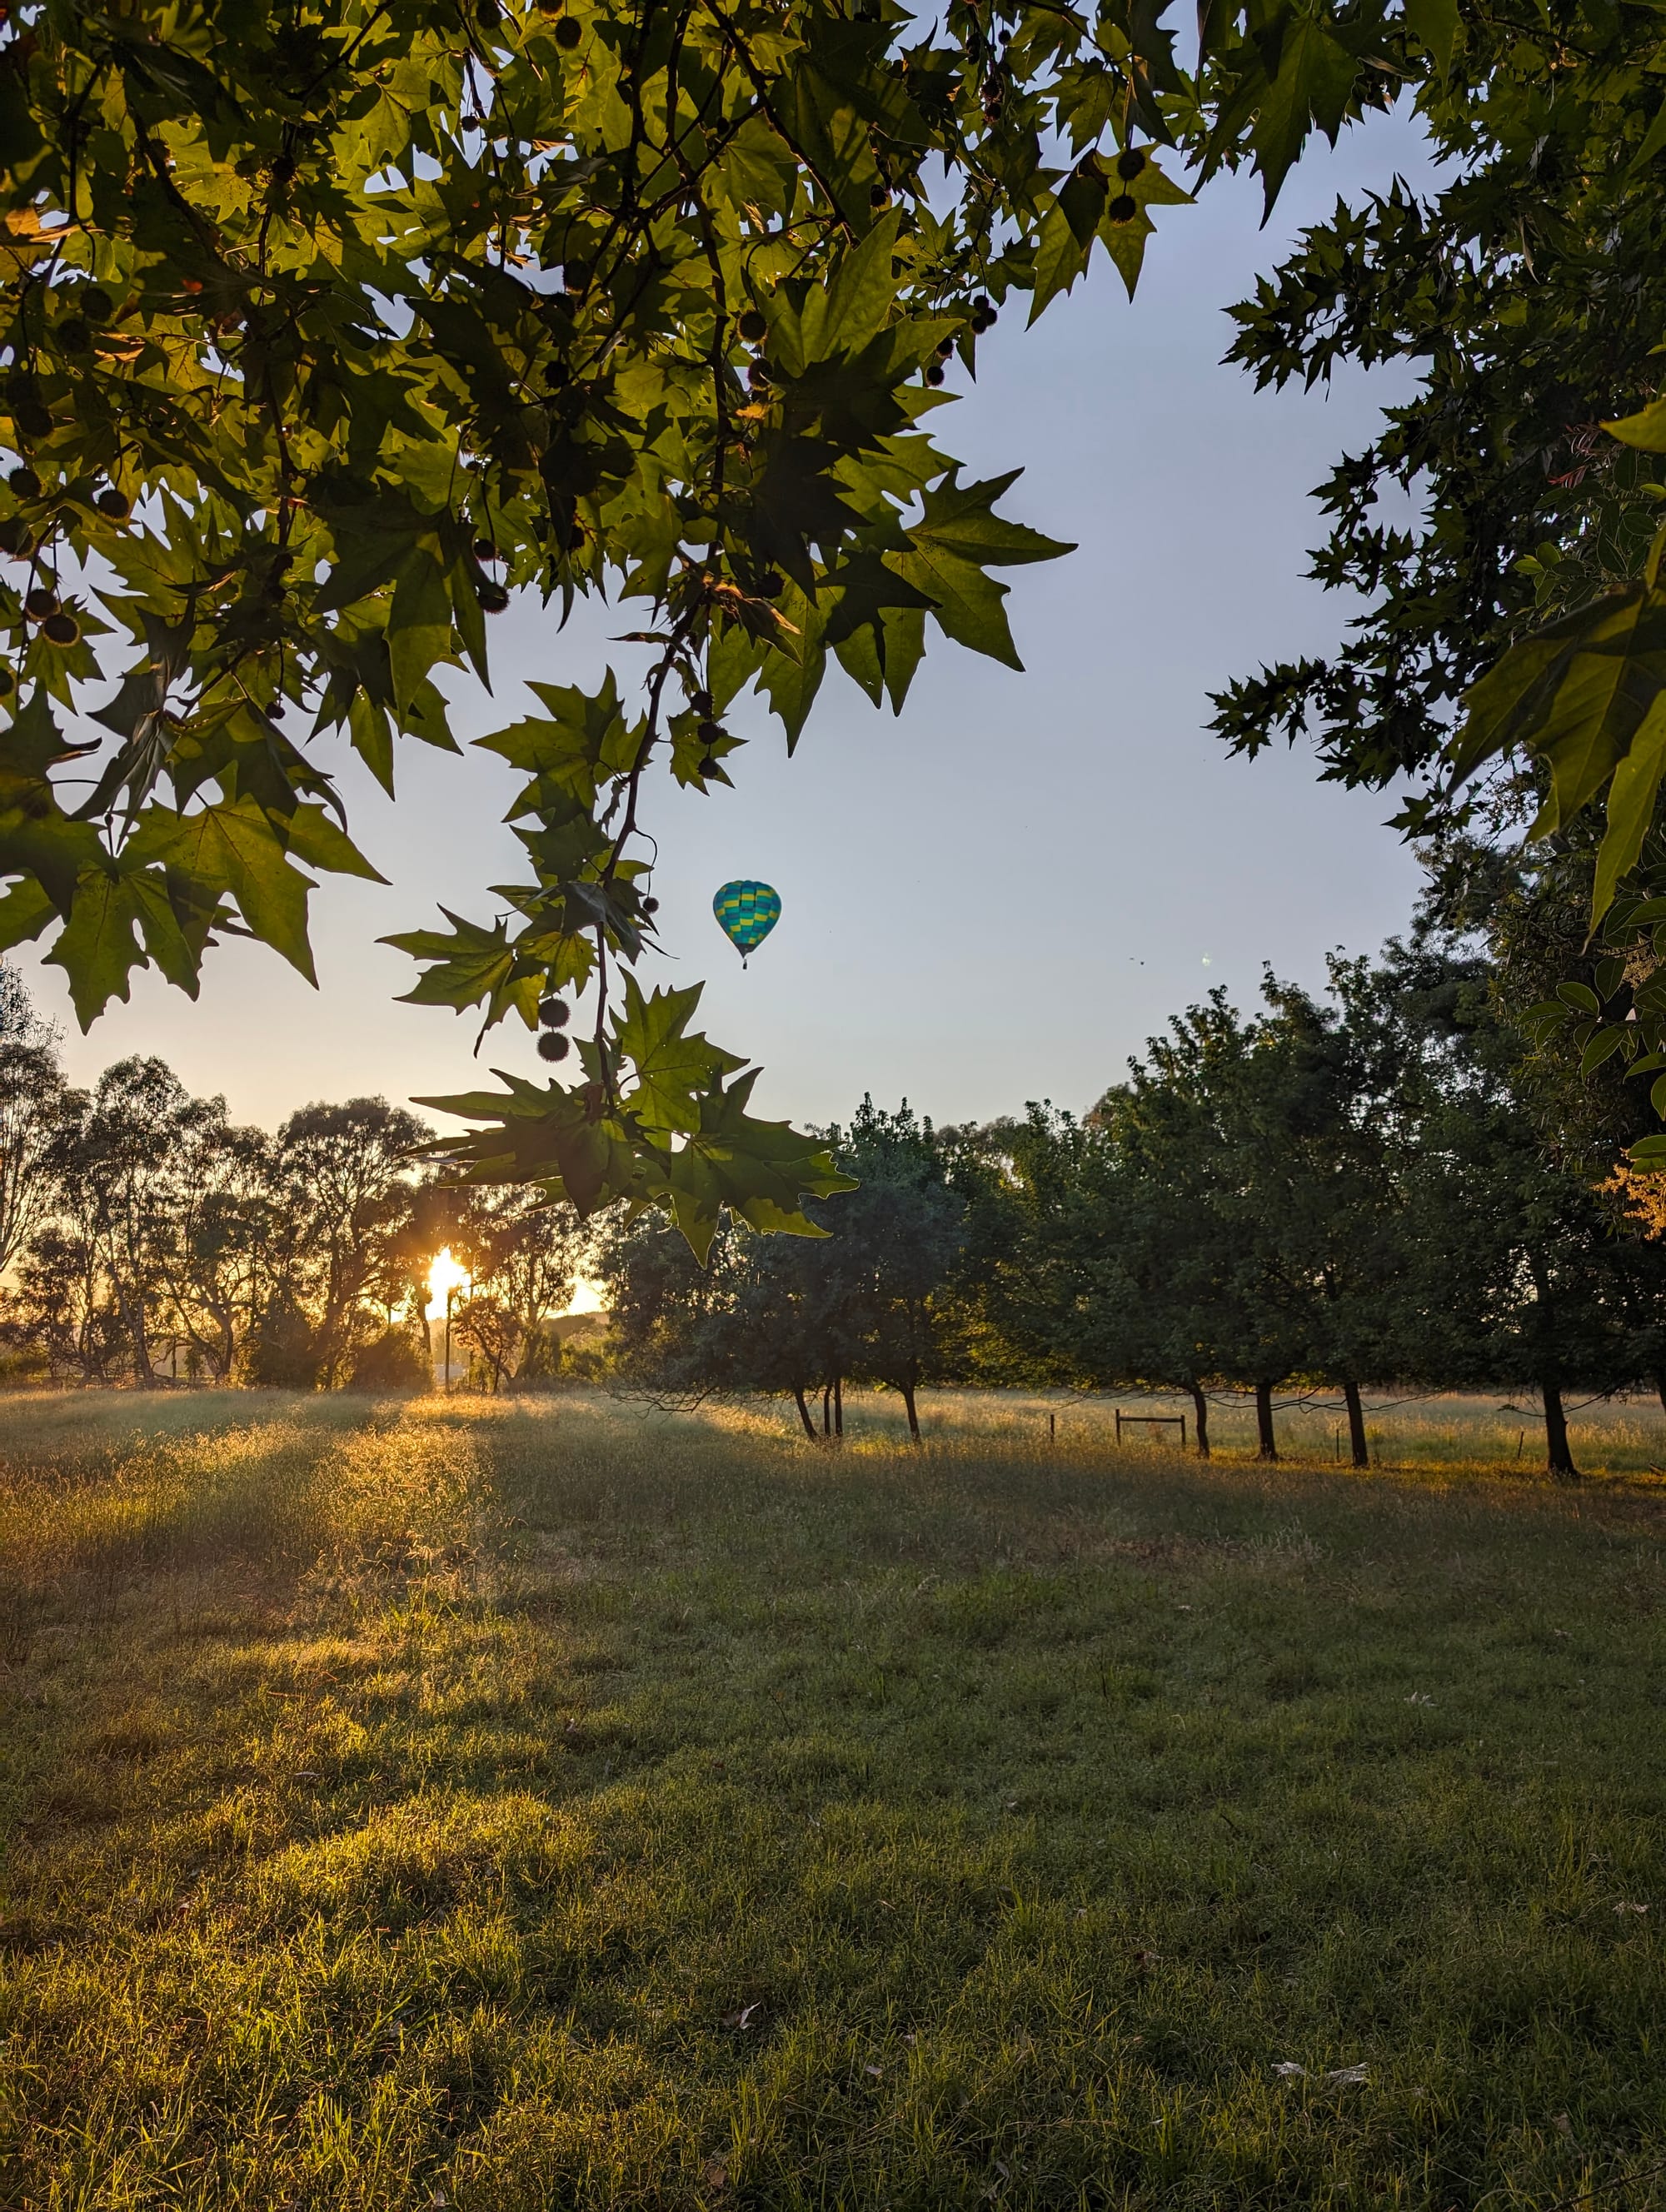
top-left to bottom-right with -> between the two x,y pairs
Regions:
606,933 -> 1666,1477
0,974 -> 586,1391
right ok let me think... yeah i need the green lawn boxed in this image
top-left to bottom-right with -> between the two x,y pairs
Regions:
2,1388 -> 1664,2210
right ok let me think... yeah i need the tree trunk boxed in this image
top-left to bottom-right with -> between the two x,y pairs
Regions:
1342,1378 -> 1369,1469
1542,1381 -> 1580,1480
1189,1382 -> 1210,1459
834,1375 -> 843,1438
1254,1380 -> 1278,1462
1655,1371 -> 1666,1417
791,1384 -> 816,1441
900,1380 -> 920,1443
821,1382 -> 832,1437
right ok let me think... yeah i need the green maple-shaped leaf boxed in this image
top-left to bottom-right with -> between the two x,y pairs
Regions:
129,799 -> 318,983
383,906 -> 546,1029
614,975 -> 747,1136
661,1069 -> 859,1263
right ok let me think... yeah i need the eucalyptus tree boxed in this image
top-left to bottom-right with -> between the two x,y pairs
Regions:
452,1182 -> 586,1387
0,958 -> 69,1279
53,1054 -> 216,1382
266,1097 -> 427,1384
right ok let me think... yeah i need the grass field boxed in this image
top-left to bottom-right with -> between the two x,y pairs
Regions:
2,1387 -> 1664,2210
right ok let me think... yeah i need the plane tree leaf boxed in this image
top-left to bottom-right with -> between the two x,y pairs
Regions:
0,0 -> 1406,1246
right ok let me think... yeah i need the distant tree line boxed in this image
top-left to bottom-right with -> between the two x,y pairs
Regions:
606,938 -> 1666,1478
0,974 -> 587,1392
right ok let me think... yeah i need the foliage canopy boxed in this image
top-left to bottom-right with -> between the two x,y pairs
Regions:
0,0 -> 1464,1248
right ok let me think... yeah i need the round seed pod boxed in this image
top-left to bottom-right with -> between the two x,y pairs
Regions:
1116,147 -> 1148,181
555,16 -> 581,47
25,585 -> 58,619
756,570 -> 784,599
925,364 -> 945,386
81,286 -> 114,323
42,611 -> 79,646
691,688 -> 713,714
15,401 -> 53,440
473,538 -> 500,560
94,488 -> 131,520
0,519 -> 34,558
1108,194 -> 1138,222
697,718 -> 723,745
57,317 -> 92,356
698,754 -> 719,777
536,0 -> 563,13
477,582 -> 510,613
0,668 -> 15,698
537,1030 -> 571,1062
642,895 -> 659,914
7,466 -> 40,498
737,308 -> 766,342
538,994 -> 571,1029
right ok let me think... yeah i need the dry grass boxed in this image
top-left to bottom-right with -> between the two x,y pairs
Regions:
0,1387 -> 1663,2209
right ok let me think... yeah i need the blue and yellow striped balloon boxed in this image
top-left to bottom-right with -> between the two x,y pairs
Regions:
713,879 -> 781,962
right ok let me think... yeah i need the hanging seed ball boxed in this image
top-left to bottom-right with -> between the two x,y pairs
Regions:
8,466 -> 39,498
925,364 -> 946,386
15,402 -> 53,440
698,754 -> 719,777
554,15 -> 581,46
537,1030 -> 571,1063
0,519 -> 33,558
756,569 -> 784,599
476,0 -> 501,24
697,718 -> 723,745
538,994 -> 571,1029
81,286 -> 113,323
870,182 -> 890,207
746,361 -> 771,388
642,895 -> 659,914
1116,147 -> 1148,181
737,308 -> 766,342
691,688 -> 713,714
478,585 -> 510,615
25,585 -> 58,619
536,0 -> 562,13
0,668 -> 14,697
473,538 -> 500,561
94,488 -> 131,519
57,317 -> 92,356
42,611 -> 78,645
1108,194 -> 1138,222
561,257 -> 591,293
936,335 -> 955,357
975,294 -> 994,318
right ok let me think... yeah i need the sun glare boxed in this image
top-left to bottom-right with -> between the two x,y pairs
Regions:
425,1247 -> 471,1321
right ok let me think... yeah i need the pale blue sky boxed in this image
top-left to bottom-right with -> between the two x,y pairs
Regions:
18,109 -> 1438,1136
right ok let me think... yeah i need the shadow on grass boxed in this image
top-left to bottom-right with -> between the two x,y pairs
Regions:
1,1391 -> 1664,2210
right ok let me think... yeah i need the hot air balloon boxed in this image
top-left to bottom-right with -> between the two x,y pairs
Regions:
713,879 -> 781,964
